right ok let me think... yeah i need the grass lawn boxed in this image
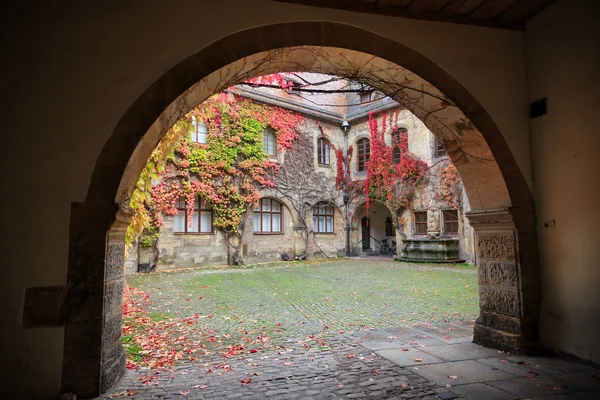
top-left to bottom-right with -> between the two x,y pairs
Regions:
122,258 -> 477,369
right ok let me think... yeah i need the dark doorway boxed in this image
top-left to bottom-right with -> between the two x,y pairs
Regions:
361,216 -> 370,250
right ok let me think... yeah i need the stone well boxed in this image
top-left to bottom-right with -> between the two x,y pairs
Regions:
398,238 -> 463,263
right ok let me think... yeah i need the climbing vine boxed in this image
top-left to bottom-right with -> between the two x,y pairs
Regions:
126,93 -> 303,264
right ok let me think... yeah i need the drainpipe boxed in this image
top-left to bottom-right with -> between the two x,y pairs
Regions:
341,120 -> 351,256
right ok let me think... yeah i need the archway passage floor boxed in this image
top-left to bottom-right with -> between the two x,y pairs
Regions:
100,259 -> 600,399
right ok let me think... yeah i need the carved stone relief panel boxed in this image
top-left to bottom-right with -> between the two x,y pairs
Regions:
479,287 -> 520,316
478,234 -> 515,260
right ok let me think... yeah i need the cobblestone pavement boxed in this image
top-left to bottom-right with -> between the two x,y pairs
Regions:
99,259 -> 600,399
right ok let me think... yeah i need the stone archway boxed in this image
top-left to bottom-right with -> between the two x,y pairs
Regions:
55,22 -> 539,396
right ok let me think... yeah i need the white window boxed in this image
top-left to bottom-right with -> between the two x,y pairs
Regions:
312,202 -> 334,233
263,128 -> 277,156
173,195 -> 213,234
191,119 -> 208,144
253,198 -> 282,233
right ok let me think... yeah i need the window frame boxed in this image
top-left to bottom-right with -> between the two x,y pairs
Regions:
357,138 -> 370,172
317,137 -> 331,165
359,91 -> 372,104
434,138 -> 447,158
191,119 -> 208,144
392,127 -> 407,165
414,211 -> 428,236
312,202 -> 335,234
263,128 -> 277,157
443,209 -> 459,236
174,195 -> 213,234
253,198 -> 283,234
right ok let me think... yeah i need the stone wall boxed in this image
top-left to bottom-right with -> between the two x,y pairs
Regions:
124,105 -> 474,274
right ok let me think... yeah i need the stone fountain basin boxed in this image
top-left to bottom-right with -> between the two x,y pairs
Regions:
398,238 -> 464,263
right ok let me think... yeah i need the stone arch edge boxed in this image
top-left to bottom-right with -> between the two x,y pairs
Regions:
50,21 -> 539,397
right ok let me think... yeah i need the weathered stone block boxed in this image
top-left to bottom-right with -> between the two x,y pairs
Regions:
478,234 -> 515,260
477,310 -> 521,335
479,287 -> 520,316
64,320 -> 103,359
488,261 -> 518,287
103,278 -> 124,319
105,241 -> 125,281
61,356 -> 101,397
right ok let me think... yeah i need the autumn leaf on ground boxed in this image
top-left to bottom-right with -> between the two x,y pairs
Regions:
401,383 -> 408,388
108,392 -> 128,399
444,336 -> 452,340
552,385 -> 567,391
346,353 -> 356,359
413,358 -> 423,362
372,369 -> 380,375
179,390 -> 190,396
448,376 -> 459,380
240,378 -> 252,385
192,384 -> 208,389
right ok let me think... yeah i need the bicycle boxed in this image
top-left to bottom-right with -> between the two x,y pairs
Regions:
380,238 -> 397,255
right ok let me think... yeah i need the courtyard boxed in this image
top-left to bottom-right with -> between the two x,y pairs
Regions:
100,259 -> 600,399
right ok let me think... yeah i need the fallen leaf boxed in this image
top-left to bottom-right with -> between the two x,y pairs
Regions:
448,376 -> 459,380
180,390 -> 190,396
241,378 -> 252,385
192,384 -> 208,389
108,392 -> 128,399
413,358 -> 423,362
401,383 -> 408,388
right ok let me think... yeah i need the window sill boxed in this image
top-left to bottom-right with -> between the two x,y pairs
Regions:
254,232 -> 284,235
314,232 -> 336,235
318,163 -> 330,167
174,232 -> 215,235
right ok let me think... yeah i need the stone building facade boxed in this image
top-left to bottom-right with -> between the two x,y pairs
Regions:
126,73 -> 474,274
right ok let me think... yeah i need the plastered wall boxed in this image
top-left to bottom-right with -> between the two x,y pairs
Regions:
526,0 -> 600,363
1,1 -> 533,397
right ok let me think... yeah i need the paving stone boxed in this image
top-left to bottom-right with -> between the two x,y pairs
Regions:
420,343 -> 503,362
376,348 -> 445,367
570,391 -> 600,399
487,376 -> 588,398
411,360 -> 516,386
447,383 -> 517,400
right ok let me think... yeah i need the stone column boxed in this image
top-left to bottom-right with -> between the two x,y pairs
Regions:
466,208 -> 538,353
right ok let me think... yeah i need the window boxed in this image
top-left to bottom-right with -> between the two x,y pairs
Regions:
317,138 -> 331,165
443,209 -> 459,235
253,198 -> 282,233
392,128 -> 407,164
263,128 -> 276,156
191,119 -> 208,144
359,91 -> 372,104
313,202 -> 334,233
385,217 -> 394,237
357,138 -> 370,171
173,195 -> 213,234
435,138 -> 446,158
414,211 -> 427,235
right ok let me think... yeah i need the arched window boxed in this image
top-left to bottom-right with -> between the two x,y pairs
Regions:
253,198 -> 282,233
173,195 -> 213,234
392,128 -> 407,164
263,128 -> 277,156
191,119 -> 208,144
385,217 -> 394,237
317,138 -> 331,165
313,202 -> 334,233
357,138 -> 370,171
